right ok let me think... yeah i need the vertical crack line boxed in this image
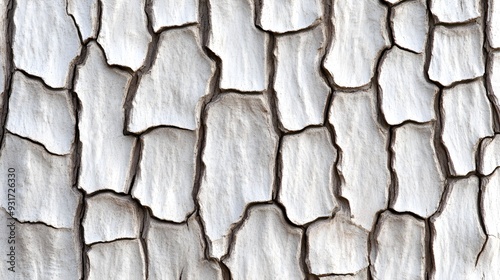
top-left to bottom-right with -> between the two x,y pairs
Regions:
0,0 -> 15,149
300,227 -> 311,280
65,0 -> 84,44
140,208 -> 150,280
386,127 -> 398,209
475,176 -> 489,266
424,218 -> 434,279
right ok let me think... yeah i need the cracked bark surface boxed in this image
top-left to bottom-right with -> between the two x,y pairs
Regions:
0,0 -> 499,279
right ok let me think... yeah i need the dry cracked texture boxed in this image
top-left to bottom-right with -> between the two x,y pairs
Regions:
0,0 -> 499,279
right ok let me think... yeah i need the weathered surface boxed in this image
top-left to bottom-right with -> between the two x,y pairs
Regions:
67,0 -> 99,41
132,128 -> 196,222
476,236 -> 500,279
0,133 -> 81,228
490,52 -> 500,115
392,123 -> 445,217
379,47 -> 438,125
274,23 -> 330,131
371,212 -> 426,280
199,93 -> 278,258
6,71 -> 75,155
146,216 -> 222,280
320,268 -> 369,280
480,134 -> 500,176
329,88 -> 390,230
88,239 -> 146,280
279,127 -> 337,225
482,169 -> 500,238
257,0 -> 322,33
13,0 -> 81,88
324,0 -> 390,88
428,24 -> 484,87
441,80 -> 494,176
208,0 -> 268,91
151,0 -> 198,31
83,192 -> 141,244
128,26 -> 214,133
432,176 -> 485,279
97,0 -> 152,71
391,0 -> 428,53
488,0 -> 500,49
223,204 -> 304,280
75,42 -> 136,194
430,0 -> 481,23
307,213 -> 369,275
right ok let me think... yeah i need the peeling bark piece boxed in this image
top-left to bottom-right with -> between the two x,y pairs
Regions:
307,214 -> 369,275
329,88 -> 390,230
147,216 -> 222,280
320,268 -> 369,280
391,0 -> 428,53
476,236 -> 500,280
428,24 -> 484,87
13,0 -> 81,88
88,239 -> 146,280
0,211 -> 82,280
274,24 -> 330,131
371,212 -> 426,280
430,0 -> 481,23
432,176 -> 485,280
132,128 -> 196,222
151,0 -> 198,31
279,127 -> 337,225
75,42 -> 136,194
480,135 -> 500,176
6,71 -> 75,155
257,0 -> 322,33
128,26 -> 214,132
488,0 -> 500,49
0,133 -> 81,228
392,123 -> 445,217
482,169 -> 500,237
324,0 -> 390,88
83,192 -> 141,244
441,80 -> 493,176
208,0 -> 268,91
199,93 -> 278,258
97,0 -> 152,71
224,204 -> 304,280
379,47 -> 438,125
67,0 -> 99,40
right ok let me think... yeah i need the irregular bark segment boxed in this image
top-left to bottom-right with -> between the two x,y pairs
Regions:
67,0 -> 99,41
324,0 -> 390,88
307,214 -> 369,275
279,127 -> 337,225
88,239 -> 146,280
371,212 -> 426,280
430,0 -> 481,23
128,26 -> 214,133
97,0 -> 152,71
83,192 -> 141,244
392,123 -> 445,217
75,42 -> 136,194
476,236 -> 500,280
480,135 -> 500,176
391,0 -> 428,53
146,216 -> 222,280
132,128 -> 196,222
0,133 -> 81,228
223,204 -> 304,280
274,24 -> 330,131
482,169 -> 500,238
257,0 -> 322,33
320,268 -> 369,280
441,80 -> 494,176
488,0 -> 500,49
151,0 -> 198,32
208,0 -> 268,91
428,24 -> 485,87
0,210 -> 82,280
432,176 -> 485,279
329,88 -> 390,230
13,0 -> 81,88
198,93 -> 278,258
379,47 -> 438,125
6,71 -> 75,155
